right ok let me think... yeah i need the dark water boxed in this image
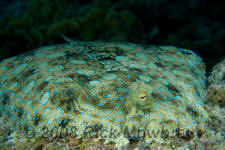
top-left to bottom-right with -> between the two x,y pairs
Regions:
0,0 -> 224,72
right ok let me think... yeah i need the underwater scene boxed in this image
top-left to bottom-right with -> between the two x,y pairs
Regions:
0,0 -> 224,149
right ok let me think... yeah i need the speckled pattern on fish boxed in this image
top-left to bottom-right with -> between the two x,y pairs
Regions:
0,41 -> 209,146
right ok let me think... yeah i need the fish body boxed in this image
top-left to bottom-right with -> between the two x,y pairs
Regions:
0,41 -> 208,145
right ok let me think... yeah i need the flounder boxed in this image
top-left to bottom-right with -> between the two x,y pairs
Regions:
0,41 -> 209,147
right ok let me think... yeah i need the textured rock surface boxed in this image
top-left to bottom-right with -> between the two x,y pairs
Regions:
207,58 -> 225,107
0,41 -> 209,149
203,58 -> 225,150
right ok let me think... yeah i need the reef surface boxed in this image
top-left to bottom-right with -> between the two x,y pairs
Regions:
0,41 -> 210,148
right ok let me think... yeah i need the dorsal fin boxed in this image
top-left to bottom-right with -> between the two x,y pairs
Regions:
61,34 -> 82,47
61,34 -> 107,67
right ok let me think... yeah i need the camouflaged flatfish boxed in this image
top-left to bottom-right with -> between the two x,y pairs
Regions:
0,41 -> 209,146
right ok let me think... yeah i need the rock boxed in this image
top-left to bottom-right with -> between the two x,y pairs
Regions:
207,58 -> 225,107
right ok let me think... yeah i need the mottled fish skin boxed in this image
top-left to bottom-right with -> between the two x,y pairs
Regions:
0,41 -> 208,145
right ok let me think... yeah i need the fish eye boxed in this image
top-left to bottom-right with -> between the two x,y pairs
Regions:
139,95 -> 148,101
